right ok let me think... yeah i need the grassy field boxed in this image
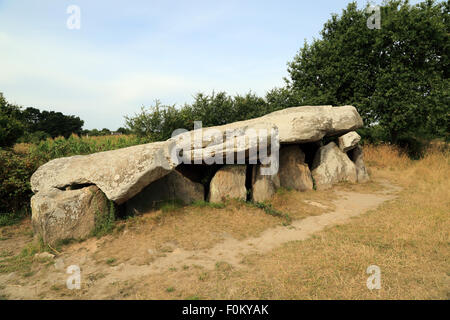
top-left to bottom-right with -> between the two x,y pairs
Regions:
112,143 -> 447,300
0,143 -> 448,299
26,134 -> 149,161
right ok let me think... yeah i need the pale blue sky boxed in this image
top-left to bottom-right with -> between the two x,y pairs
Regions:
0,0 -> 419,129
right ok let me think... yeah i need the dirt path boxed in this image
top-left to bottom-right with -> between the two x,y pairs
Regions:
0,179 -> 401,299
96,180 -> 400,273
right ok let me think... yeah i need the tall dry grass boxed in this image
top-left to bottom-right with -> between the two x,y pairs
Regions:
122,143 -> 450,300
2,142 -> 448,299
363,143 -> 412,169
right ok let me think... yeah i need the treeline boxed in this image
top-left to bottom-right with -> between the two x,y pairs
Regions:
0,93 -> 84,147
125,89 -> 295,142
81,127 -> 131,137
0,92 -> 133,147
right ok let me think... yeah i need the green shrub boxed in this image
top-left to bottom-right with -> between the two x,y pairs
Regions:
396,136 -> 430,160
0,114 -> 24,148
0,94 -> 24,148
124,92 -> 274,141
18,131 -> 51,144
0,210 -> 27,227
357,126 -> 390,145
91,199 -> 116,238
0,149 -> 38,215
28,134 -> 148,163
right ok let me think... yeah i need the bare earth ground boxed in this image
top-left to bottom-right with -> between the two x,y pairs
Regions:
0,144 -> 449,299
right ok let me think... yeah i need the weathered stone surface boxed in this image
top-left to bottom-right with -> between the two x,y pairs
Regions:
125,170 -> 204,215
208,165 -> 247,203
169,121 -> 278,165
170,105 -> 363,164
31,186 -> 108,245
338,131 -> 361,152
34,252 -> 55,260
251,164 -> 280,202
31,141 -> 178,204
350,145 -> 370,183
279,145 -> 314,191
311,142 -> 357,190
259,105 -> 363,143
31,106 -> 362,206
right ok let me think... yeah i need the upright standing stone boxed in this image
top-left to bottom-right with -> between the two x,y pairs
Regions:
311,142 -> 357,189
279,145 -> 314,191
251,164 -> 280,202
31,185 -> 108,245
350,145 -> 370,183
208,165 -> 247,203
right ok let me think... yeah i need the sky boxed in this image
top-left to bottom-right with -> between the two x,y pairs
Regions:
0,0 -> 420,130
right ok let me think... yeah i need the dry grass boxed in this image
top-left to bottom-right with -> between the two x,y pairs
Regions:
90,193 -> 334,266
271,187 -> 337,217
1,143 -> 448,300
113,143 -> 449,300
363,143 -> 412,169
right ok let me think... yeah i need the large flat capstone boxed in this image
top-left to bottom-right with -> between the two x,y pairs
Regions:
31,105 -> 362,205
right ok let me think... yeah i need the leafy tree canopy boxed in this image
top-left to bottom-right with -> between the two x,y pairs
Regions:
286,0 -> 449,141
0,92 -> 85,147
0,93 -> 25,147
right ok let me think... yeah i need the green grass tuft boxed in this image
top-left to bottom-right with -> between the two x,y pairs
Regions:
0,211 -> 27,227
159,199 -> 184,213
191,200 -> 225,209
0,242 -> 41,276
243,200 -> 292,225
91,199 -> 116,238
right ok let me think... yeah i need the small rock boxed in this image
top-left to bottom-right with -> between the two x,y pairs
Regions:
111,263 -> 125,271
338,131 -> 361,152
34,252 -> 55,260
349,145 -> 370,183
54,258 -> 65,271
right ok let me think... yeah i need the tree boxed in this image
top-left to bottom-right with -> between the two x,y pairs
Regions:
287,0 -> 449,142
99,128 -> 111,136
35,111 -> 84,138
0,93 -> 24,148
124,93 -> 271,141
125,101 -> 189,141
1,92 -> 86,144
88,129 -> 100,136
116,127 -> 131,134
